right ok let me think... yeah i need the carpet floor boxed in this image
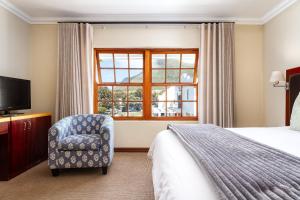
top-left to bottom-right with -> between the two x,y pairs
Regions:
0,153 -> 154,200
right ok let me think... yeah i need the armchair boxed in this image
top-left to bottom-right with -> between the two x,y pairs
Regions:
48,114 -> 114,176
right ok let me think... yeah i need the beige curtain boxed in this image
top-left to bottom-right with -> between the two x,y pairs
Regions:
55,23 -> 94,121
199,23 -> 235,127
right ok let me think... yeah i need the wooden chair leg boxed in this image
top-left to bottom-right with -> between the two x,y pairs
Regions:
101,166 -> 108,175
51,169 -> 60,177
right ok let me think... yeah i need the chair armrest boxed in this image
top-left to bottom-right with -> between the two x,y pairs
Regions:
99,116 -> 114,165
48,116 -> 72,169
48,117 -> 72,144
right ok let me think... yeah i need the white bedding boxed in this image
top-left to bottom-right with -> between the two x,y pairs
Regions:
148,127 -> 300,200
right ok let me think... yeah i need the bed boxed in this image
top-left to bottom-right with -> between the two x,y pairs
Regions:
148,67 -> 300,200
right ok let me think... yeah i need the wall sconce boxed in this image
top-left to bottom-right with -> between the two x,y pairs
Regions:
269,71 -> 289,90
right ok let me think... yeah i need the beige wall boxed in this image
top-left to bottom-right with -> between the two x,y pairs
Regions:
0,17 -> 265,146
29,25 -> 58,117
264,1 -> 300,126
94,25 -> 200,48
0,6 -> 30,80
0,7 -> 57,116
28,24 -> 264,147
234,25 -> 264,127
94,25 -> 201,147
94,25 -> 265,128
96,24 -> 264,146
114,120 -> 197,147
2,1 -> 300,145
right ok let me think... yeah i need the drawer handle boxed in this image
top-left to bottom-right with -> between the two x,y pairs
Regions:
23,122 -> 27,131
28,121 -> 31,130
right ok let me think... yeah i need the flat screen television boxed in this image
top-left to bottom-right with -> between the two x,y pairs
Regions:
0,76 -> 31,114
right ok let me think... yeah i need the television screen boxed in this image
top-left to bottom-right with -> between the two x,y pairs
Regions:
0,76 -> 31,112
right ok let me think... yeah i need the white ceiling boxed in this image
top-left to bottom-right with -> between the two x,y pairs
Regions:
0,0 -> 298,24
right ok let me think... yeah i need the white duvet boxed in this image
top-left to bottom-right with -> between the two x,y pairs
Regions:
148,127 -> 300,200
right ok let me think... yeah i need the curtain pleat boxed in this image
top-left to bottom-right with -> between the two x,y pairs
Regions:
80,23 -> 94,115
199,23 -> 235,127
55,23 -> 94,121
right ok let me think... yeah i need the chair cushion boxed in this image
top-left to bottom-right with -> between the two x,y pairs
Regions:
58,134 -> 101,151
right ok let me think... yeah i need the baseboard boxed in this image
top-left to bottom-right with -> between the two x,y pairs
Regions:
114,147 -> 149,152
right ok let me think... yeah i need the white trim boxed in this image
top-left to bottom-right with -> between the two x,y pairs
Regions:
0,0 -> 298,25
0,0 -> 31,23
261,0 -> 298,24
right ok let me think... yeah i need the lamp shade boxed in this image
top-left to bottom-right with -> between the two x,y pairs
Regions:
269,71 -> 285,83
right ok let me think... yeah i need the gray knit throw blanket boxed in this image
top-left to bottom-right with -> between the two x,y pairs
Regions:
168,124 -> 300,200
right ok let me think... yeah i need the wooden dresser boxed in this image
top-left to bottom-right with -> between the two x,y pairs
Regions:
0,113 -> 51,181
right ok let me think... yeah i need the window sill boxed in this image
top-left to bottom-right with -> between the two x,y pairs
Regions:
112,116 -> 198,121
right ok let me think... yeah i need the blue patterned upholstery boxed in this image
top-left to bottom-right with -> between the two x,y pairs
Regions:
48,114 -> 114,170
58,134 -> 101,151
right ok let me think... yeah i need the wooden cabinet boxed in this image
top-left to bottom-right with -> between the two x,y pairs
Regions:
0,113 -> 51,181
0,122 -> 9,180
29,116 -> 51,165
10,119 -> 28,177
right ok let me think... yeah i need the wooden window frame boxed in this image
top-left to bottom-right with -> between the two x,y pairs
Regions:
94,48 -> 199,121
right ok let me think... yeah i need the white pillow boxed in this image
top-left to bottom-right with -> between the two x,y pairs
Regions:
290,92 -> 300,131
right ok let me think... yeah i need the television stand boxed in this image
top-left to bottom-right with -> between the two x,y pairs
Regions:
1,110 -> 10,115
0,113 -> 51,181
0,111 -> 25,117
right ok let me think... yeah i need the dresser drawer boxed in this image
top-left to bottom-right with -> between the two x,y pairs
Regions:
0,123 -> 9,135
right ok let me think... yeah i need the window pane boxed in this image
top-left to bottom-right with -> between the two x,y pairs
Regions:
100,69 -> 114,83
167,54 -> 180,68
152,102 -> 166,117
152,86 -> 166,101
181,69 -> 194,83
167,86 -> 182,101
130,69 -> 143,83
116,69 -> 129,83
113,86 -> 127,101
129,54 -> 143,68
114,102 -> 127,117
98,101 -> 112,115
152,69 -> 165,83
129,102 -> 143,117
182,102 -> 197,116
129,86 -> 143,101
96,50 -> 198,120
98,86 -> 112,101
152,54 -> 165,68
114,54 -> 128,68
166,69 -> 180,83
167,102 -> 181,117
182,54 -> 196,68
99,53 -> 113,68
182,86 -> 196,101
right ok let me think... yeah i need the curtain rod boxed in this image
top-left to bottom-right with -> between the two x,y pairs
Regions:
57,21 -> 235,24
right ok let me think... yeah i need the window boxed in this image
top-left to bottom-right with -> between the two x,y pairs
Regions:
94,49 -> 198,120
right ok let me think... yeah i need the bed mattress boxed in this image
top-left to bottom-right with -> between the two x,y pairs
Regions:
148,127 -> 300,200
